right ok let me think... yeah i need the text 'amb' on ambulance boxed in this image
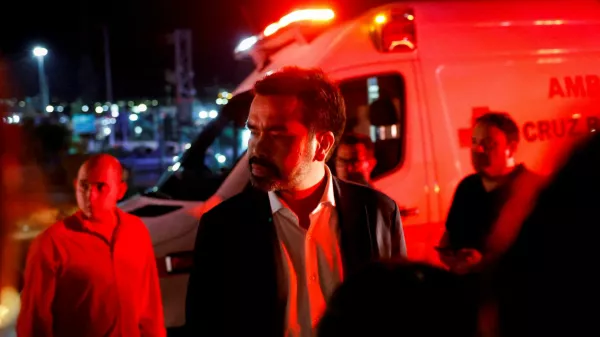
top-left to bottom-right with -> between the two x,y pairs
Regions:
117,0 -> 600,329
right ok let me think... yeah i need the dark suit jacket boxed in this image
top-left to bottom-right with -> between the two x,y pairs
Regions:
185,178 -> 406,337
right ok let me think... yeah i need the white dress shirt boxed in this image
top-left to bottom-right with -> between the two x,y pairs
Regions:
268,166 -> 344,337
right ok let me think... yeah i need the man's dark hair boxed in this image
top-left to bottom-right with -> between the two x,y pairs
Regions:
253,67 -> 346,159
474,112 -> 520,144
340,132 -> 375,158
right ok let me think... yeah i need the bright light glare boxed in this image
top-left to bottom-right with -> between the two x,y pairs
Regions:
209,110 -> 218,118
45,105 -> 54,113
375,14 -> 387,24
264,9 -> 335,36
134,126 -> 142,134
129,114 -> 138,121
33,47 -> 48,57
216,154 -> 226,163
235,36 -> 258,53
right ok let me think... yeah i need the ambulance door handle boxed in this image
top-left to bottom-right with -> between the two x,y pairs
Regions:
399,207 -> 419,218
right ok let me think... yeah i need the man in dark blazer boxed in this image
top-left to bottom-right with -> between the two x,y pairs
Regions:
186,67 -> 406,337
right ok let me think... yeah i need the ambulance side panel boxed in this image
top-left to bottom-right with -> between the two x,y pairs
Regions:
423,52 -> 600,229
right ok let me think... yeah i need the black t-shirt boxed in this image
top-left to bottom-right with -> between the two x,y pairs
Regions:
445,164 -> 529,251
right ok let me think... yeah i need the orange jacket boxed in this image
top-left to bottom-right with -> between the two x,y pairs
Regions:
17,210 -> 165,337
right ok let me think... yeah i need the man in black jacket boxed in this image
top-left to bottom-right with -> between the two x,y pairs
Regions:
185,67 -> 406,337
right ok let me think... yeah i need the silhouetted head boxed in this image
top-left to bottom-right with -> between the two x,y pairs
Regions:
318,261 -> 477,337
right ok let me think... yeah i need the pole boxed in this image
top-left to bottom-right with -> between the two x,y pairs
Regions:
37,57 -> 49,110
103,26 -> 114,103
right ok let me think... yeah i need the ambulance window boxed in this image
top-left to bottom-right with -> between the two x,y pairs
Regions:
337,74 -> 405,178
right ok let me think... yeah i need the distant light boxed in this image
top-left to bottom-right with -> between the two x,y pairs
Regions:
405,14 -> 415,21
199,111 -> 208,119
103,127 -> 111,136
171,162 -> 181,171
45,105 -> 54,113
151,100 -> 158,106
56,106 -> 64,112
18,101 -> 25,107
12,115 -> 20,123
235,36 -> 258,53
6,117 -> 13,124
173,156 -> 179,162
59,116 -> 68,124
216,154 -> 226,163
184,143 -> 191,150
129,114 -> 139,121
110,104 -> 119,117
208,110 -> 218,118
95,106 -> 103,114
216,98 -> 224,105
82,105 -> 89,112
33,47 -> 48,57
128,101 -> 134,107
138,104 -> 147,112
132,106 -> 140,113
134,126 -> 142,134
102,105 -> 109,111
222,98 -> 228,104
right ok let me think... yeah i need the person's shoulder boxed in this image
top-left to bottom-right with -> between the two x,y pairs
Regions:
201,189 -> 259,221
457,173 -> 482,189
336,179 -> 397,211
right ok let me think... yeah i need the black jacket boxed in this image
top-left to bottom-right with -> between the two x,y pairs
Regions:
185,177 -> 406,337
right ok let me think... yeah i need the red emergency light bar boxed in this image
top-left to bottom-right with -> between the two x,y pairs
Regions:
234,8 -> 335,64
370,8 -> 417,53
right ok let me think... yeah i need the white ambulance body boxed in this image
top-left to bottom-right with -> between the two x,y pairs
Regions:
119,0 -> 600,328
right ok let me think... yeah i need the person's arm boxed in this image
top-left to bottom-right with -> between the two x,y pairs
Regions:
438,182 -> 468,269
16,234 -> 59,337
391,203 -> 408,258
185,212 -> 227,337
139,234 -> 166,337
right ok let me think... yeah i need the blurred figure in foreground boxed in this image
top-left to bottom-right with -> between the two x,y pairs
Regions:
482,133 -> 600,337
437,112 -> 541,275
17,154 -> 165,337
0,124 -> 23,336
334,132 -> 377,186
317,261 -> 477,337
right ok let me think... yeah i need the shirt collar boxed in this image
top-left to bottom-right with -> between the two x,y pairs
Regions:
268,165 -> 336,214
73,208 -> 123,232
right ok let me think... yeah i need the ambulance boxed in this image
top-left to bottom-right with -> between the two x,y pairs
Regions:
118,0 -> 600,329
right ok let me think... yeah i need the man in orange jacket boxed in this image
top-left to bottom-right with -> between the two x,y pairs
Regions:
17,154 -> 165,337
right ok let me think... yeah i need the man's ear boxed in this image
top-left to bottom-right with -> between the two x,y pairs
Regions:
314,131 -> 336,162
507,141 -> 518,157
368,157 -> 378,172
117,181 -> 128,200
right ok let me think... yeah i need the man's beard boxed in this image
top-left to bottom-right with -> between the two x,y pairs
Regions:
249,153 -> 312,192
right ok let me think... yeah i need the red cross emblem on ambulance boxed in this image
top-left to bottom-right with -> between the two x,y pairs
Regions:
458,106 -> 491,148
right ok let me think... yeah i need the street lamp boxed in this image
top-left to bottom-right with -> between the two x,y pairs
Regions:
32,46 -> 49,111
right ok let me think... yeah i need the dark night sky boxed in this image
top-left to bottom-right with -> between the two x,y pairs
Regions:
0,0 -> 389,101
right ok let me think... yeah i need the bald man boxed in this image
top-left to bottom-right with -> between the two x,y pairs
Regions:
17,154 -> 165,337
